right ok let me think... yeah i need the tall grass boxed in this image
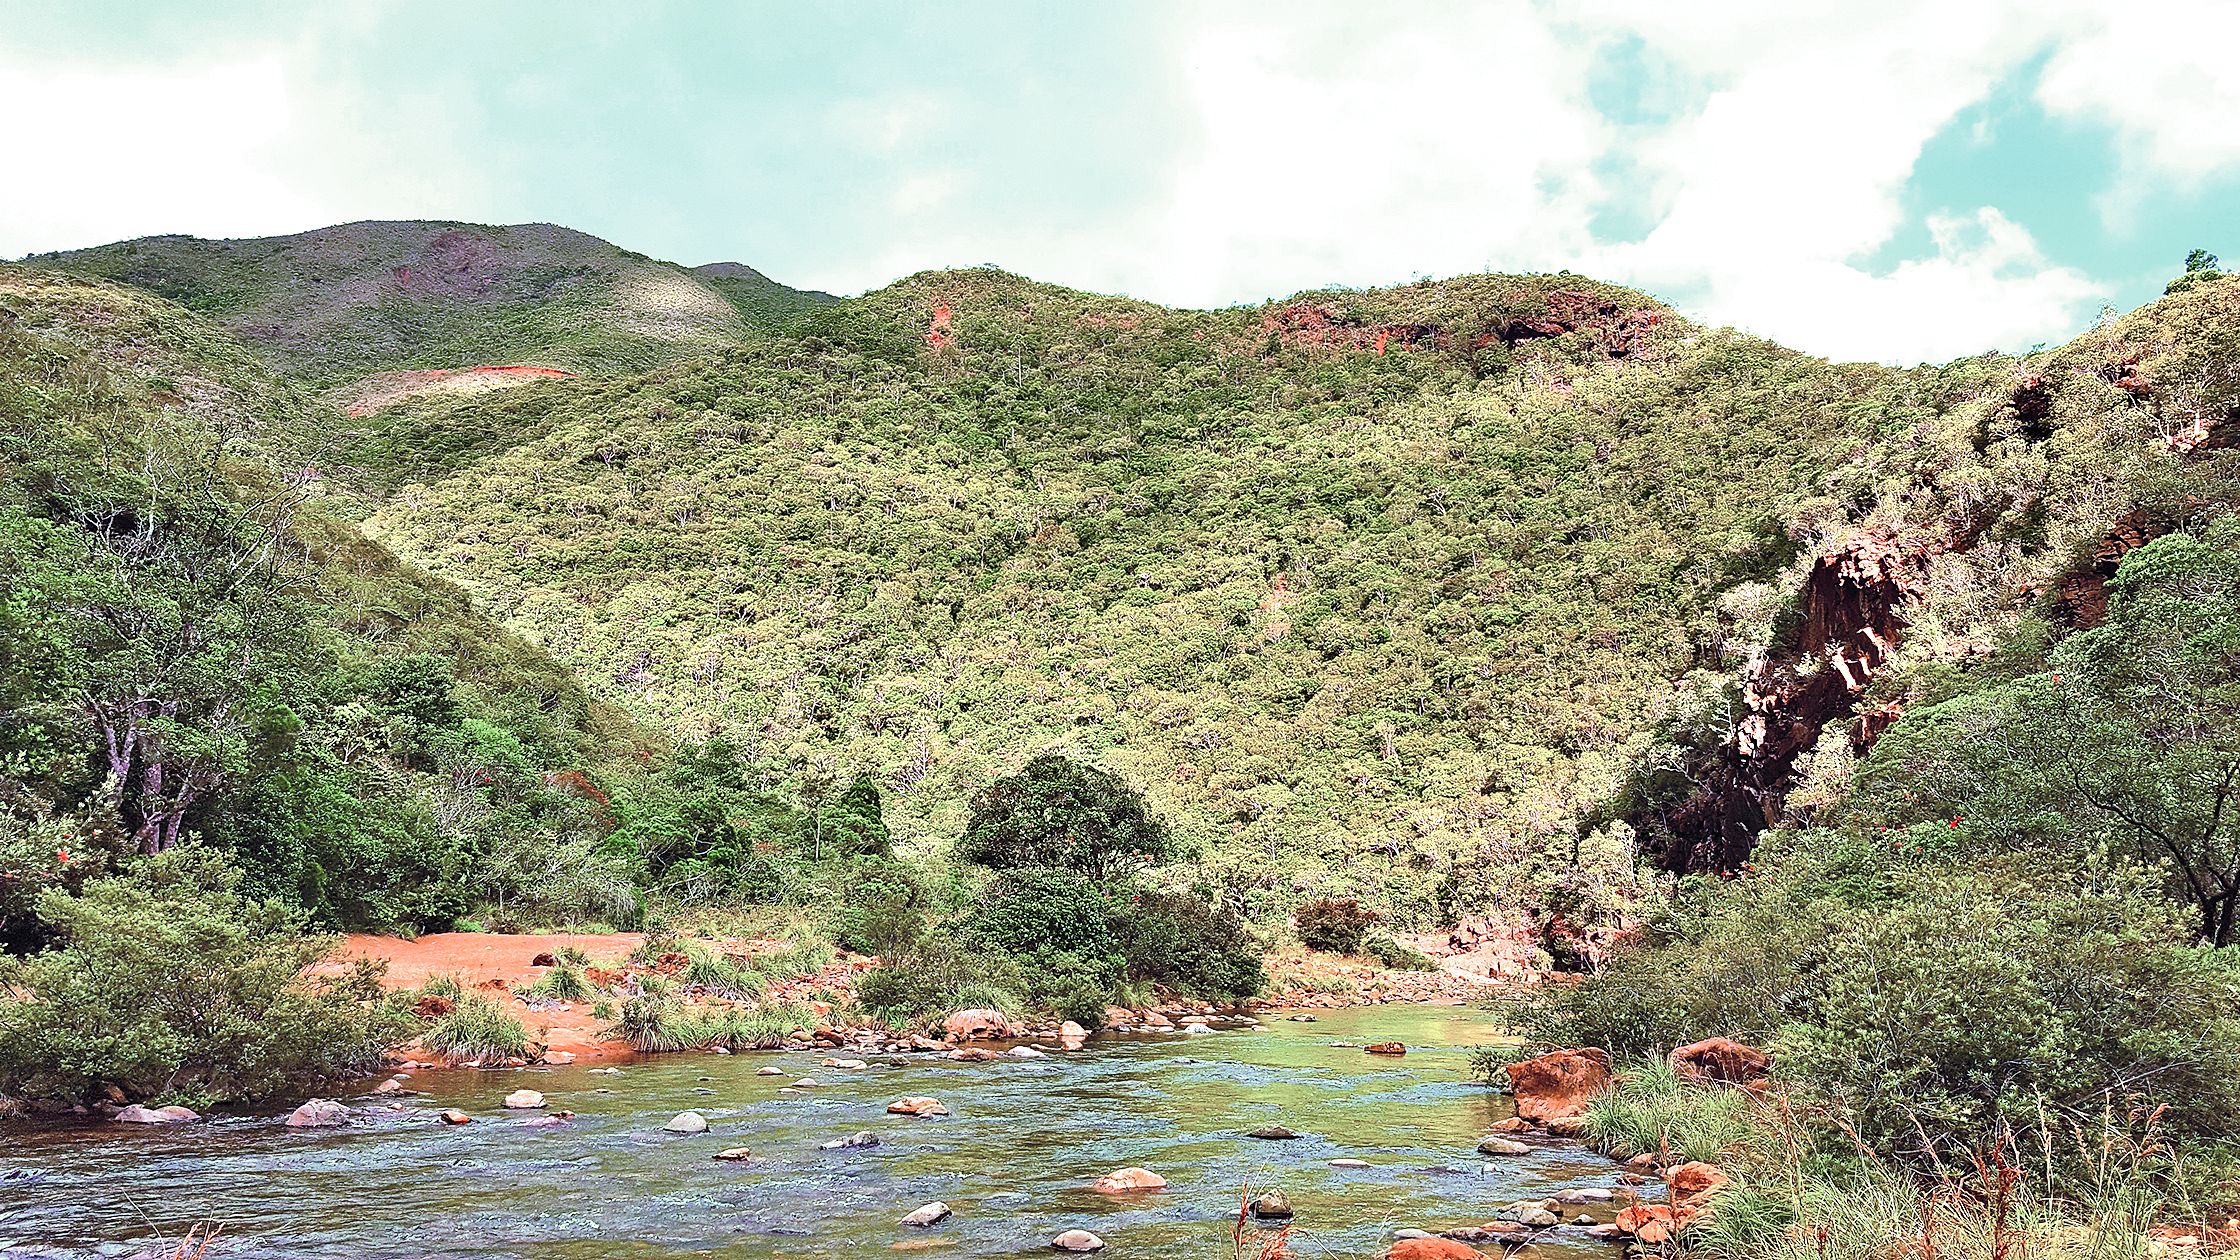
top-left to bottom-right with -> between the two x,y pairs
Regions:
523,962 -> 595,1001
1583,1056 -> 1757,1164
420,990 -> 530,1064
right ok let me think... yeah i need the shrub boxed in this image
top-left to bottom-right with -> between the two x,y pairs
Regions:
419,989 -> 530,1064
957,755 -> 1174,880
1295,898 -> 1377,953
0,849 -> 413,1105
828,856 -> 924,957
968,867 -> 1125,963
1118,890 -> 1265,999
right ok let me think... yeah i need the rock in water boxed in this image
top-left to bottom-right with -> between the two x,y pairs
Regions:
115,1104 -> 200,1125
1088,1167 -> 1167,1192
757,1066 -> 785,1076
439,1109 -> 473,1125
1052,1230 -> 1106,1252
285,1099 -> 349,1128
503,1089 -> 547,1109
1508,1205 -> 1559,1228
1385,1239 -> 1486,1260
664,1111 -> 708,1134
1250,1189 -> 1294,1219
819,1130 -> 880,1150
887,1096 -> 949,1117
1364,1041 -> 1406,1055
1246,1125 -> 1301,1140
943,1008 -> 1012,1041
713,1147 -> 754,1161
1476,1135 -> 1531,1156
902,1202 -> 952,1227
1503,1048 -> 1613,1134
1329,1158 -> 1370,1168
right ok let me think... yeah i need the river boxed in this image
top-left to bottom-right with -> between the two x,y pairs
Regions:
0,1005 -> 1626,1259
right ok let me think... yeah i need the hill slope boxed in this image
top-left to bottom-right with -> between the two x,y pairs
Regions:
693,261 -> 839,329
343,268 -> 1959,918
29,221 -> 762,389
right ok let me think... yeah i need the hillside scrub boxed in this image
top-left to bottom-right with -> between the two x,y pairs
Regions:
0,850 -> 412,1106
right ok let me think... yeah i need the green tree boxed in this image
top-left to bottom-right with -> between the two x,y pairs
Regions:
957,755 -> 1174,881
1856,527 -> 2240,943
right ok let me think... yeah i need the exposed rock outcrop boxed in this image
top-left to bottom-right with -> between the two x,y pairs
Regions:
1504,1047 -> 1612,1133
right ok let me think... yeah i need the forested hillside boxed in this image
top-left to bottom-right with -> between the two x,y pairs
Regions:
11,228 -> 2238,945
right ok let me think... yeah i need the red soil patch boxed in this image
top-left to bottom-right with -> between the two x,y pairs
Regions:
333,932 -> 642,1060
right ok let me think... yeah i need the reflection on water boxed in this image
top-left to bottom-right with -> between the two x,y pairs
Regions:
0,1005 -> 1629,1259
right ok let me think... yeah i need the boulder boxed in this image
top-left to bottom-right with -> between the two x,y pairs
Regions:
503,1090 -> 547,1110
944,1008 -> 1012,1041
820,1129 -> 880,1150
1250,1189 -> 1294,1219
1052,1230 -> 1106,1253
371,1078 -> 408,1096
1058,1020 -> 1089,1042
1139,1010 -> 1174,1029
1488,1116 -> 1532,1132
948,1047 -> 1002,1062
1247,1125 -> 1301,1140
664,1111 -> 709,1134
1551,1188 -> 1615,1204
285,1099 -> 349,1128
440,1109 -> 474,1125
1508,1206 -> 1558,1228
790,1078 -> 820,1088
902,1202 -> 952,1227
1089,1167 -> 1167,1193
543,1051 -> 576,1065
1668,1037 -> 1771,1087
1475,1135 -> 1531,1156
1386,1240 -> 1485,1260
1667,1160 -> 1731,1208
888,1096 -> 949,1117
713,1147 -> 754,1161
1364,1042 -> 1406,1056
1616,1204 -> 1679,1245
115,1104 -> 199,1125
1504,1048 -> 1612,1133
1008,1046 -> 1048,1059
758,1066 -> 785,1076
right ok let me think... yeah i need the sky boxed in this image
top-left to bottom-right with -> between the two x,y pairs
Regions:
2,0 -> 2235,365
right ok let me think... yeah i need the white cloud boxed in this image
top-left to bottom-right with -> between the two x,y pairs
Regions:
0,55 -> 339,255
1139,8 -> 1611,306
2036,0 -> 2240,183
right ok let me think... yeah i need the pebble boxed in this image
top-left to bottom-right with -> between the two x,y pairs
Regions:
902,1202 -> 952,1227
1329,1158 -> 1370,1168
713,1147 -> 754,1161
758,1066 -> 785,1076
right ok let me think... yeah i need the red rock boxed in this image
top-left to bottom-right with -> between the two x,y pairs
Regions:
530,952 -> 557,967
1504,1048 -> 1612,1133
1667,1161 -> 1730,1208
1088,1167 -> 1167,1193
1616,1205 -> 1675,1243
439,1109 -> 473,1125
1668,1038 -> 1770,1087
1386,1239 -> 1486,1260
887,1096 -> 949,1117
1364,1042 -> 1406,1056
943,1008 -> 1012,1041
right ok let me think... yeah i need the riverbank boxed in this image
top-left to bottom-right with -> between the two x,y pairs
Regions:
328,930 -> 1526,1066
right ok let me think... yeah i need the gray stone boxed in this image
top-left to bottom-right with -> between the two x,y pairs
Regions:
902,1202 -> 952,1227
663,1111 -> 708,1134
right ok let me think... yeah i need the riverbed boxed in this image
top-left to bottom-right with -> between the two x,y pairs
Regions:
0,1005 -> 1626,1259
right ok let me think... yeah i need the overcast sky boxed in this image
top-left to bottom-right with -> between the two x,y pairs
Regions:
3,0 -> 2234,364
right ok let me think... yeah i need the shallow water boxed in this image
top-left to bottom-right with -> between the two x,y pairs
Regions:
0,1005 -> 1627,1259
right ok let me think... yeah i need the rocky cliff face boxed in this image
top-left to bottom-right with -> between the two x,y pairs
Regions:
1647,531 -> 1933,873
